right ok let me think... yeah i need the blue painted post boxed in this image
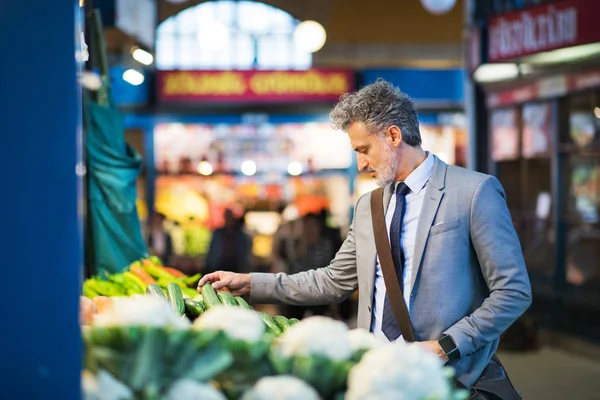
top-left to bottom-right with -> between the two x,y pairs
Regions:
0,1 -> 82,399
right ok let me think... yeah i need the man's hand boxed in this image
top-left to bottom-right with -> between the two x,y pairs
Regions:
197,271 -> 252,297
412,340 -> 448,362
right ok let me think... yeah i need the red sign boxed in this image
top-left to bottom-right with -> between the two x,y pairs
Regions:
488,0 -> 600,62
157,69 -> 354,103
487,67 -> 600,108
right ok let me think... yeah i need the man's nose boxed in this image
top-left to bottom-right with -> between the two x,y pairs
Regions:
357,154 -> 368,171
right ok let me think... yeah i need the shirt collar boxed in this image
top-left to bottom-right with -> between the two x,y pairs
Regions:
395,152 -> 434,196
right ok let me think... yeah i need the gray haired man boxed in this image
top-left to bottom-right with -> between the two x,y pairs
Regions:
199,79 -> 531,399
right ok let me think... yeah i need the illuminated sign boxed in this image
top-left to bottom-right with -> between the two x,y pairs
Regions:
157,69 -> 354,103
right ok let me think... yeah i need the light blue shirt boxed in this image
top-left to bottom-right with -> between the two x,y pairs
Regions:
370,153 -> 435,342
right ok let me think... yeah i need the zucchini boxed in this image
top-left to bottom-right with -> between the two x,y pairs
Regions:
146,283 -> 167,301
201,284 -> 222,310
287,318 -> 300,326
217,291 -> 237,307
234,296 -> 252,310
167,283 -> 185,315
272,315 -> 291,331
259,312 -> 283,335
184,298 -> 205,320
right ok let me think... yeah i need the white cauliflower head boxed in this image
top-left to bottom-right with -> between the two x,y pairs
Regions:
241,376 -> 321,400
347,329 -> 382,352
82,369 -> 133,400
346,343 -> 452,400
275,316 -> 352,360
193,307 -> 265,342
92,295 -> 190,329
166,379 -> 227,400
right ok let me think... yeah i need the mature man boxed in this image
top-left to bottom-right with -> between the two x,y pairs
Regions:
199,80 -> 531,398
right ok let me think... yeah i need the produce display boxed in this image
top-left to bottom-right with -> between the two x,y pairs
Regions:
81,292 -> 469,400
83,256 -> 201,300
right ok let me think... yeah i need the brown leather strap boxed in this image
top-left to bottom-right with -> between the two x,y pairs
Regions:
370,187 -> 415,342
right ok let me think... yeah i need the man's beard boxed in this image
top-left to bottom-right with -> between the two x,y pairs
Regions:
371,147 -> 398,187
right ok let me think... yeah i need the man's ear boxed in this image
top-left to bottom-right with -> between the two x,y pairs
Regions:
387,125 -> 403,147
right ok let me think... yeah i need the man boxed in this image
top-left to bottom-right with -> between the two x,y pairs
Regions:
199,80 -> 532,396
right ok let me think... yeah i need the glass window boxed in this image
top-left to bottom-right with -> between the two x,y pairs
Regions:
156,0 -> 312,70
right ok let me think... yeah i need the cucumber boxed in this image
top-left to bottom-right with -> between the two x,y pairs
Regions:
184,298 -> 205,319
288,318 -> 300,326
181,287 -> 199,299
193,294 -> 203,303
167,283 -> 185,315
217,291 -> 237,307
201,284 -> 222,310
259,312 -> 283,335
146,283 -> 167,301
272,315 -> 291,331
234,296 -> 252,310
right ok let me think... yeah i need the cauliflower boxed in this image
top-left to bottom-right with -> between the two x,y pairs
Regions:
166,379 -> 227,400
347,329 -> 381,352
241,376 -> 321,400
82,369 -> 133,400
193,307 -> 265,342
275,316 -> 352,360
346,343 -> 453,400
92,295 -> 190,329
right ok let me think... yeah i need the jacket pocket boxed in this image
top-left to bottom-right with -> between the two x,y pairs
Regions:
430,219 -> 461,236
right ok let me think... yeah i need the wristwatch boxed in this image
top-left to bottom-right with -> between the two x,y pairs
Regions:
438,335 -> 461,360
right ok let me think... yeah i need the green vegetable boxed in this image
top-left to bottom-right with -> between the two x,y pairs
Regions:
149,255 -> 163,266
234,296 -> 252,309
217,291 -> 237,307
145,264 -> 179,282
167,283 -> 185,315
181,287 -> 199,299
156,277 -> 187,290
86,279 -> 124,297
272,315 -> 290,331
288,318 -> 300,326
201,284 -> 221,310
259,312 -> 283,335
193,294 -> 203,303
123,271 -> 147,292
180,273 -> 202,288
83,281 -> 100,298
184,298 -> 205,319
146,283 -> 167,301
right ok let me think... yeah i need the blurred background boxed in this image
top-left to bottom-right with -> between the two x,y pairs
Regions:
3,0 -> 600,398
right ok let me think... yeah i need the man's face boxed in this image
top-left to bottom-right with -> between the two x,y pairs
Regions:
348,122 -> 398,187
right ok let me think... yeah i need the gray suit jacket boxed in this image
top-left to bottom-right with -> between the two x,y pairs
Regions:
250,155 -> 532,387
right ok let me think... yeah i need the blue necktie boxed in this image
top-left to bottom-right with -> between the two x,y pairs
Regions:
381,182 -> 411,341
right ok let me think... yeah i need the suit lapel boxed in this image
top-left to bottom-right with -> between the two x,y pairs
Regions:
410,156 -> 447,290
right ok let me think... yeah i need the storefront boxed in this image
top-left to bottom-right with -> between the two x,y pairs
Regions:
468,0 -> 600,342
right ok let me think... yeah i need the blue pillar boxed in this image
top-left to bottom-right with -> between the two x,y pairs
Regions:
0,1 -> 82,399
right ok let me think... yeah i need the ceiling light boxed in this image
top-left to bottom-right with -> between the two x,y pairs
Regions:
122,69 -> 144,86
473,63 -> 519,83
241,160 -> 257,176
523,42 -> 600,65
294,20 -> 327,53
197,161 -> 213,176
287,162 -> 303,176
131,47 -> 154,66
594,107 -> 600,119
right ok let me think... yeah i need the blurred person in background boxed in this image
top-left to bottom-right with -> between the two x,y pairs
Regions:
200,80 -> 531,398
205,208 -> 252,274
278,213 -> 337,319
147,212 -> 174,264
